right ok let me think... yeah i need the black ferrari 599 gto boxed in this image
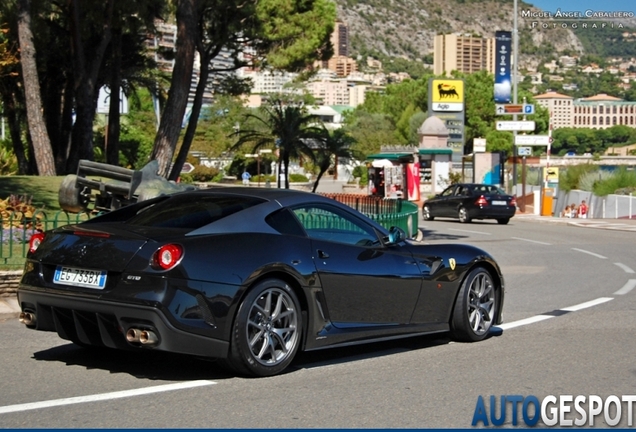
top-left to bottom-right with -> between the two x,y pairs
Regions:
18,188 -> 504,377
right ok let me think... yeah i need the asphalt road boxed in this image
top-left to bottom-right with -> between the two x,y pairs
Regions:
1,219 -> 635,428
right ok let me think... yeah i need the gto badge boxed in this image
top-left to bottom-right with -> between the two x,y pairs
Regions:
449,258 -> 456,271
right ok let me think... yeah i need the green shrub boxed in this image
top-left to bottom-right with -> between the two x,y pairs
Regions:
352,165 -> 369,185
559,164 -> 598,192
189,165 -> 220,182
592,167 -> 636,196
289,173 -> 309,183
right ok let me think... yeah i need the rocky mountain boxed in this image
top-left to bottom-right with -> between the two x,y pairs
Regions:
334,0 -> 635,66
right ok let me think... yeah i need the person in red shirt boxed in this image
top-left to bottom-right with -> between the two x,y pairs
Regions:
578,200 -> 588,219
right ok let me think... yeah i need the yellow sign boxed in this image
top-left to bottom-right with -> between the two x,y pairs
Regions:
543,167 -> 559,182
432,79 -> 464,103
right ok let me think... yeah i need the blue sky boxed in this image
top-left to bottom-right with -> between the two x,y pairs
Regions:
526,0 -> 636,14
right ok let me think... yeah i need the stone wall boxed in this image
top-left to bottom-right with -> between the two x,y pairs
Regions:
0,271 -> 23,297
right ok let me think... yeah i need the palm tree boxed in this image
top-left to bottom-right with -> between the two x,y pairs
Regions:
231,99 -> 323,189
311,128 -> 355,193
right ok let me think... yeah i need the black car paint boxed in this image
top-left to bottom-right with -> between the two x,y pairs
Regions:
18,187 -> 505,369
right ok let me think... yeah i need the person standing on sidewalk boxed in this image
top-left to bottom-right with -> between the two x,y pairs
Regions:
578,200 -> 588,218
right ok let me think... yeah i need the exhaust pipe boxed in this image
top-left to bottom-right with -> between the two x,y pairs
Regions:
19,312 -> 36,326
140,330 -> 158,346
126,328 -> 142,343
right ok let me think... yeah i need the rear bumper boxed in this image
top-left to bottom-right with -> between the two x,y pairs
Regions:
17,287 -> 229,359
470,207 -> 516,219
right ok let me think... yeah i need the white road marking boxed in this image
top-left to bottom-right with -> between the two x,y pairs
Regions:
614,263 -> 635,274
0,380 -> 215,415
448,228 -> 492,236
511,237 -> 552,245
571,248 -> 607,259
495,315 -> 554,330
614,280 -> 636,295
561,297 -> 614,312
495,297 -> 614,331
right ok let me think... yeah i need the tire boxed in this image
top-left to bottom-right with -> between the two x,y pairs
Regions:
227,278 -> 302,377
422,205 -> 434,221
458,206 -> 471,223
497,218 -> 510,225
450,267 -> 497,342
58,175 -> 90,213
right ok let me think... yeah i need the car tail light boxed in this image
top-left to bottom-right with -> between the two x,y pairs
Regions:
475,195 -> 489,206
510,196 -> 517,206
28,232 -> 45,253
152,244 -> 183,270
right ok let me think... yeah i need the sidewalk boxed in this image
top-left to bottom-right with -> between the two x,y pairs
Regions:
514,212 -> 636,231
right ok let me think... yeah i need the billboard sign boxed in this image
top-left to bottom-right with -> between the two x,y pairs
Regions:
430,79 -> 464,112
494,31 -> 512,104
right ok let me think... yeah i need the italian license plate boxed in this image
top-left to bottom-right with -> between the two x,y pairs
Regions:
492,200 -> 507,205
54,266 -> 107,289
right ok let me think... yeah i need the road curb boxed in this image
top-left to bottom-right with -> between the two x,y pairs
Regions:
0,296 -> 20,319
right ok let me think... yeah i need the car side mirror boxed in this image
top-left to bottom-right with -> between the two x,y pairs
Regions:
386,226 -> 406,245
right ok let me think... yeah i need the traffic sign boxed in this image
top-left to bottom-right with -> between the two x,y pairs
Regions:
181,162 -> 195,173
496,120 -> 535,131
518,147 -> 532,156
514,135 -> 551,145
495,104 -> 535,115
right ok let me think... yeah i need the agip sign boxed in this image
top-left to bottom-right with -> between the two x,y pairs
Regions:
430,79 -> 464,112
428,78 -> 465,159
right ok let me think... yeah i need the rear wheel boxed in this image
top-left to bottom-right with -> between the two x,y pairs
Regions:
227,278 -> 302,377
423,205 -> 434,221
458,206 -> 471,223
450,267 -> 497,342
497,218 -> 510,225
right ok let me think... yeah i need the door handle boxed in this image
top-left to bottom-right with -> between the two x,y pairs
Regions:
317,250 -> 329,259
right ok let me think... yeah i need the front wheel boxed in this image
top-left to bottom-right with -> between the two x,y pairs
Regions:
227,279 -> 302,377
450,267 -> 497,342
422,205 -> 434,221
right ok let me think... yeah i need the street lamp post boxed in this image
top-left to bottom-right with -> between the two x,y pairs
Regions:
245,149 -> 272,187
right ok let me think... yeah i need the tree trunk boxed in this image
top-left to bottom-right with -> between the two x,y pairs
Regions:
151,0 -> 198,178
66,0 -> 114,174
106,29 -> 122,166
2,98 -> 30,174
16,0 -> 56,175
169,49 -> 209,181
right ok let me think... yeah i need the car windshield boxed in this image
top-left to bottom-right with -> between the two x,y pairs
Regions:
125,194 -> 265,229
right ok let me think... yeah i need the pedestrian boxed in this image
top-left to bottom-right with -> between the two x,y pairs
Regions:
578,200 -> 588,219
570,203 -> 577,218
561,205 -> 571,218
242,170 -> 251,186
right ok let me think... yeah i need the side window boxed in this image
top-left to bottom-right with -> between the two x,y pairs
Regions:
292,205 -> 379,247
441,186 -> 455,197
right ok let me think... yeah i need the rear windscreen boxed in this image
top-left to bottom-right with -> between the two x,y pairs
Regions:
125,194 -> 265,229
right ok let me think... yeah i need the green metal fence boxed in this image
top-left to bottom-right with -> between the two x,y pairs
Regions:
1,211 -> 91,268
321,194 -> 419,237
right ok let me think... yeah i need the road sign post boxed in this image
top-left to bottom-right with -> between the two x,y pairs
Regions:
495,104 -> 535,115
496,121 -> 535,131
514,135 -> 551,145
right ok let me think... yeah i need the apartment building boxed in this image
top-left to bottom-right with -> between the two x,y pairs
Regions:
534,91 -> 636,130
433,33 -> 495,76
331,20 -> 349,57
